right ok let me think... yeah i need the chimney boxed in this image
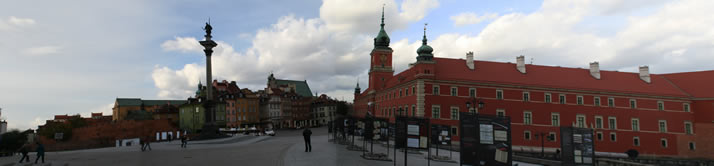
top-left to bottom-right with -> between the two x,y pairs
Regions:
639,66 -> 651,83
516,55 -> 526,74
589,62 -> 601,79
466,52 -> 474,70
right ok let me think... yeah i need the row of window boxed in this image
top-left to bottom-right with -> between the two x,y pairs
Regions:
379,86 -> 417,101
523,112 -> 693,134
523,131 -> 557,142
228,100 -> 258,107
228,115 -> 254,122
380,105 -> 417,117
516,91 -> 688,112
227,107 -> 257,114
312,112 -> 335,118
427,85 -> 692,112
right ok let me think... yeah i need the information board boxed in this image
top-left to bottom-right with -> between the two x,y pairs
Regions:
460,112 -> 512,166
430,125 -> 452,145
560,127 -> 595,166
395,116 -> 429,149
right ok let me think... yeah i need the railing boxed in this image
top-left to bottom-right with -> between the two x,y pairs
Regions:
595,158 -> 655,166
615,157 -> 714,166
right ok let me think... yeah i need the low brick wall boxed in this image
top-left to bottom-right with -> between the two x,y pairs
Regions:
39,119 -> 178,151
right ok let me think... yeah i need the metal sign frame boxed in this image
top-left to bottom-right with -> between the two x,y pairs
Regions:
560,127 -> 596,166
459,112 -> 512,166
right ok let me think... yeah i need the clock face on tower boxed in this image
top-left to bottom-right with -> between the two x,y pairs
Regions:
381,55 -> 387,67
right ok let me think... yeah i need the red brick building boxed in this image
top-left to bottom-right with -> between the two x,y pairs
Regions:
353,15 -> 714,159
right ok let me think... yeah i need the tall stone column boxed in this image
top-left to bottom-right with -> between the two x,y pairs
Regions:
200,22 -> 217,125
200,23 -> 217,102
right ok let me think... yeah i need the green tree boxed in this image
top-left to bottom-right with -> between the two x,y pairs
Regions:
38,123 -> 73,142
68,115 -> 88,128
0,129 -> 31,152
125,110 -> 153,120
336,102 -> 349,116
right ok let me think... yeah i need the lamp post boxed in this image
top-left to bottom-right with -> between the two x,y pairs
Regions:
465,97 -> 485,114
535,132 -> 547,158
367,102 -> 374,156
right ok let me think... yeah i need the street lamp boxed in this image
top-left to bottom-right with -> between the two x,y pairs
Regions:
535,132 -> 551,158
367,102 -> 374,117
465,97 -> 485,114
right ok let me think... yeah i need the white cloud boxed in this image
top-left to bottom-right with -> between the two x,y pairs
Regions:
31,117 -> 48,129
81,103 -> 114,117
9,16 -> 36,26
399,0 -> 440,21
160,37 -> 202,53
152,63 -> 205,99
320,0 -> 439,35
450,12 -> 499,27
0,16 -> 36,31
23,46 -> 62,56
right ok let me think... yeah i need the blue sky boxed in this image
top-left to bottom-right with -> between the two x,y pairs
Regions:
2,0 -> 713,130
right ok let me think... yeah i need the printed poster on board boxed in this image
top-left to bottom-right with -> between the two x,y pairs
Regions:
494,130 -> 508,141
479,124 -> 494,144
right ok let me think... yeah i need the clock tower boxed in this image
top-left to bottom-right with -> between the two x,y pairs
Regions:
369,6 -> 394,91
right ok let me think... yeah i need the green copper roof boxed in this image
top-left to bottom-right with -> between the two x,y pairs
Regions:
416,24 -> 433,61
276,79 -> 313,97
374,6 -> 390,48
142,100 -> 187,106
115,98 -> 187,107
116,98 -> 142,106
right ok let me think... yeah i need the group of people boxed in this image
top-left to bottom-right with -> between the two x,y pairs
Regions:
139,135 -> 189,151
17,142 -> 45,164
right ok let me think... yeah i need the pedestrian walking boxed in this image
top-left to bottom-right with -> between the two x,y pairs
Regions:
303,127 -> 312,152
17,143 -> 30,163
143,136 -> 152,151
180,135 -> 187,148
140,137 -> 146,151
34,142 -> 45,164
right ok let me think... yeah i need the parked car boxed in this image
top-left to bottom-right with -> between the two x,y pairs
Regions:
265,129 -> 275,136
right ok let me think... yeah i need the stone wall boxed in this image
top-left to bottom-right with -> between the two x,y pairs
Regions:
39,119 -> 178,151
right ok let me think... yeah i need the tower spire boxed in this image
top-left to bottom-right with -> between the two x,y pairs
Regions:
355,78 -> 361,94
422,23 -> 428,45
416,23 -> 434,61
381,4 -> 385,28
373,4 -> 391,48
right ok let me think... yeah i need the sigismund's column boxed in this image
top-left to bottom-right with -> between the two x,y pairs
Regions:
200,22 -> 217,123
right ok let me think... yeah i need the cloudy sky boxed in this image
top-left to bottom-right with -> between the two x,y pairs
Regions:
2,0 -> 713,130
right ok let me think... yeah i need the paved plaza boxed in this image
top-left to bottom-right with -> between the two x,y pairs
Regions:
0,127 -> 537,166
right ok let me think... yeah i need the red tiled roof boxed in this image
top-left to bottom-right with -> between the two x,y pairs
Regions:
431,58 -> 689,97
662,70 -> 714,98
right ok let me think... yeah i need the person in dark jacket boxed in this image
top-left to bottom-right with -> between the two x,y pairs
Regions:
17,143 -> 30,163
180,135 -> 187,148
303,128 -> 312,152
143,136 -> 152,151
34,142 -> 45,164
140,137 -> 146,151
